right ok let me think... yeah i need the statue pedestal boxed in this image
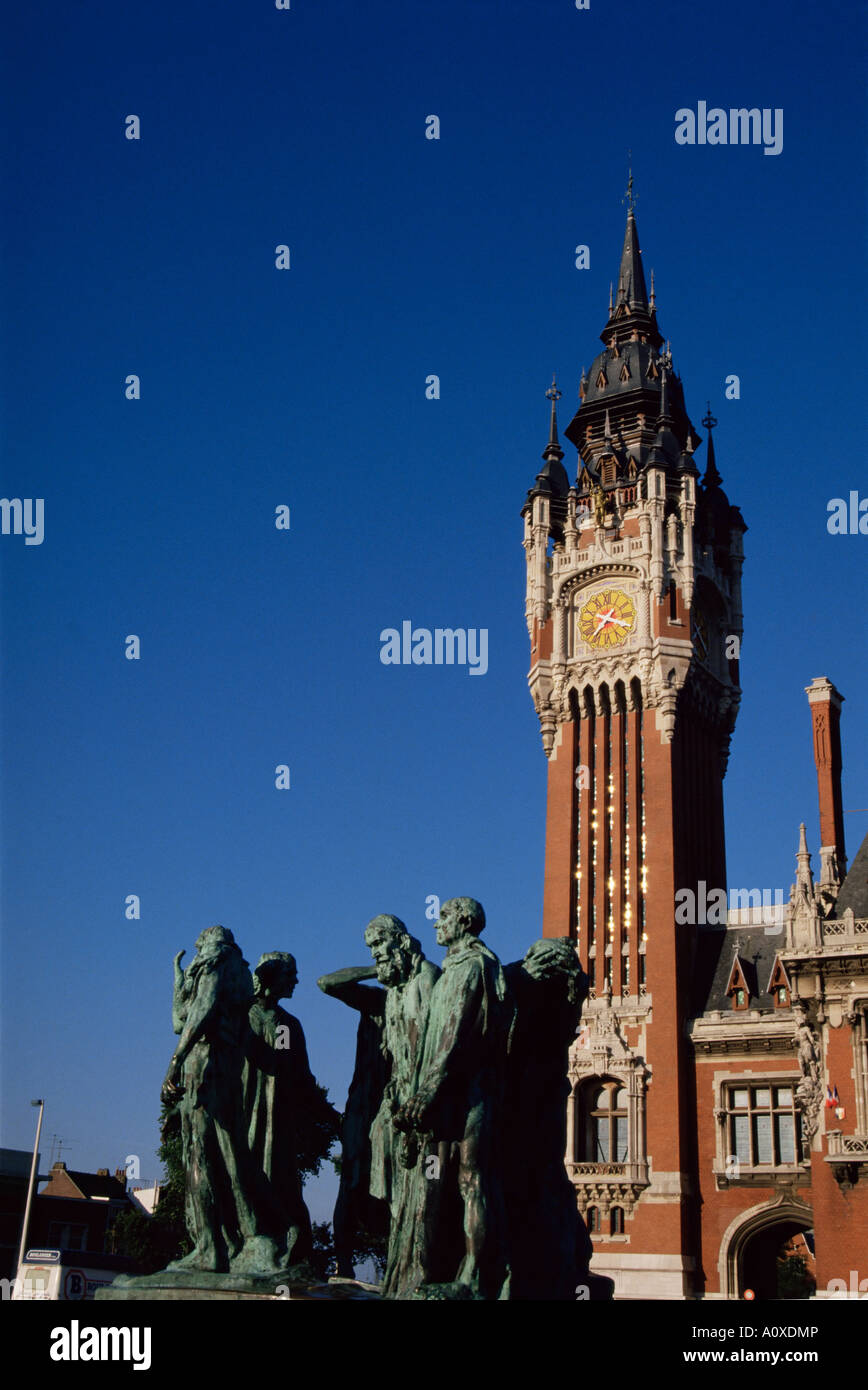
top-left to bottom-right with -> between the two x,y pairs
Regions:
96,1271 -> 381,1302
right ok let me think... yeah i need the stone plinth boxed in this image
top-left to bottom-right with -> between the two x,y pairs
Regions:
96,1271 -> 381,1302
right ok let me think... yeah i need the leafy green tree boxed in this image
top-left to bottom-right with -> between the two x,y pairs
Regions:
777,1253 -> 816,1300
110,1099 -> 190,1273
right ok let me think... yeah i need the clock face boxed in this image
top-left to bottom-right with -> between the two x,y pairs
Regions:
577,588 -> 637,650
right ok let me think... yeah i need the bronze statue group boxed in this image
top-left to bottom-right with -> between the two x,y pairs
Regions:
151,899 -> 608,1300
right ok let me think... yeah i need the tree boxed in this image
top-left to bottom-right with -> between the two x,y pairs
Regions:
110,1099 -> 190,1273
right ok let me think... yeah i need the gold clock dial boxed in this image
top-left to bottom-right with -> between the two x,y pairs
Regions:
577,588 -> 636,650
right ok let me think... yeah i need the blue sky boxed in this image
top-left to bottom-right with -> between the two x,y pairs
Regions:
2,0 -> 865,1224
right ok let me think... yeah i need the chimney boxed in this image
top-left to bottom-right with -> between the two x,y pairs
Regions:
805,677 -> 846,883
96,1168 -> 109,1177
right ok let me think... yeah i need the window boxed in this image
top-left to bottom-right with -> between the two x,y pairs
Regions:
610,1206 -> 625,1235
726,1084 -> 800,1168
48,1221 -> 88,1252
587,1206 -> 601,1234
585,1081 -> 628,1162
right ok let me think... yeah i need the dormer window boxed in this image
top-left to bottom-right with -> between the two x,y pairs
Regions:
646,359 -> 659,380
726,955 -> 751,1011
619,362 -> 631,382
768,957 -> 791,1009
596,369 -> 608,389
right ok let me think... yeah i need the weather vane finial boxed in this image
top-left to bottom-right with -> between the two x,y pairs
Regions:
623,151 -> 637,213
702,401 -> 718,432
545,373 -> 562,404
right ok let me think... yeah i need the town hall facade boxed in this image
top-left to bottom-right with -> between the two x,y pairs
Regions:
522,200 -> 868,1299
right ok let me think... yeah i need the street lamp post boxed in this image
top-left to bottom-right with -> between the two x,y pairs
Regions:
16,1099 -> 45,1273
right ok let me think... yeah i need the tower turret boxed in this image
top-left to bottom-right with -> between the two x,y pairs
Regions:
521,190 -> 747,1300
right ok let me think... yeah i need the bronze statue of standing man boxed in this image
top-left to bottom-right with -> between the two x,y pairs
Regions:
395,898 -> 513,1300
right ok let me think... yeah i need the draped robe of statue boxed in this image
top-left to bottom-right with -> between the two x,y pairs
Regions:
393,931 -> 513,1300
165,928 -> 275,1274
243,954 -> 338,1271
316,966 -> 389,1278
502,939 -> 593,1300
372,957 -> 440,1297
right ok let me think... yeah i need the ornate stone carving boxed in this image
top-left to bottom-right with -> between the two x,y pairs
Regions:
792,1004 -> 823,1157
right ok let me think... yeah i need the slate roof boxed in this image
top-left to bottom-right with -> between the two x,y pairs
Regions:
836,831 -> 868,918
693,926 -> 783,1016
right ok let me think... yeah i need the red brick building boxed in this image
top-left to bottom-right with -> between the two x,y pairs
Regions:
522,202 -> 867,1299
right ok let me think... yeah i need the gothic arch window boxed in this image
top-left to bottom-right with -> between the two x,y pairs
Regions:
587,1205 -> 601,1234
583,1079 -> 629,1162
610,1206 -> 625,1235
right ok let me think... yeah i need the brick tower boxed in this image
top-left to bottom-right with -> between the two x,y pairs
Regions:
521,194 -> 747,1297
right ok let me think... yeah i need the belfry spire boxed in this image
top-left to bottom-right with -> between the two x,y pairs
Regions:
701,404 -> 723,488
542,375 -> 564,463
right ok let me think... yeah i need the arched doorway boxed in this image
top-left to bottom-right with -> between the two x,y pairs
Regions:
741,1221 -> 815,1300
719,1199 -> 815,1300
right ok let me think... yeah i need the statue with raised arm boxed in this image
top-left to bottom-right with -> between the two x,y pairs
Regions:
319,917 -> 439,1295
394,897 -> 513,1300
316,963 -> 389,1279
160,925 -> 279,1274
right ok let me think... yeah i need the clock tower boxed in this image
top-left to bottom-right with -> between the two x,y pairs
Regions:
521,195 -> 746,1297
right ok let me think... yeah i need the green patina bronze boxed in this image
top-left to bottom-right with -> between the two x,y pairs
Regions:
320,899 -> 609,1300
244,950 -> 338,1275
102,903 -> 609,1302
106,925 -> 334,1297
315,964 -> 389,1278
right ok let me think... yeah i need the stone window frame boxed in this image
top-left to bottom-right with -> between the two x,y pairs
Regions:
582,1078 -> 629,1163
711,1069 -> 809,1185
567,1053 -> 651,1195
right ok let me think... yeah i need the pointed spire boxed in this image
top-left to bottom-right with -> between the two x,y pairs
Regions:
656,365 -> 674,430
604,408 -> 612,442
701,403 -> 723,487
678,429 -> 699,476
794,822 -> 815,896
542,375 -> 564,463
649,268 -> 656,311
533,376 -> 568,498
615,205 -> 649,311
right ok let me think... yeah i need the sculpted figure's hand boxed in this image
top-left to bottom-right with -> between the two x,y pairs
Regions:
394,1082 -> 437,1132
161,1057 -> 182,1105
